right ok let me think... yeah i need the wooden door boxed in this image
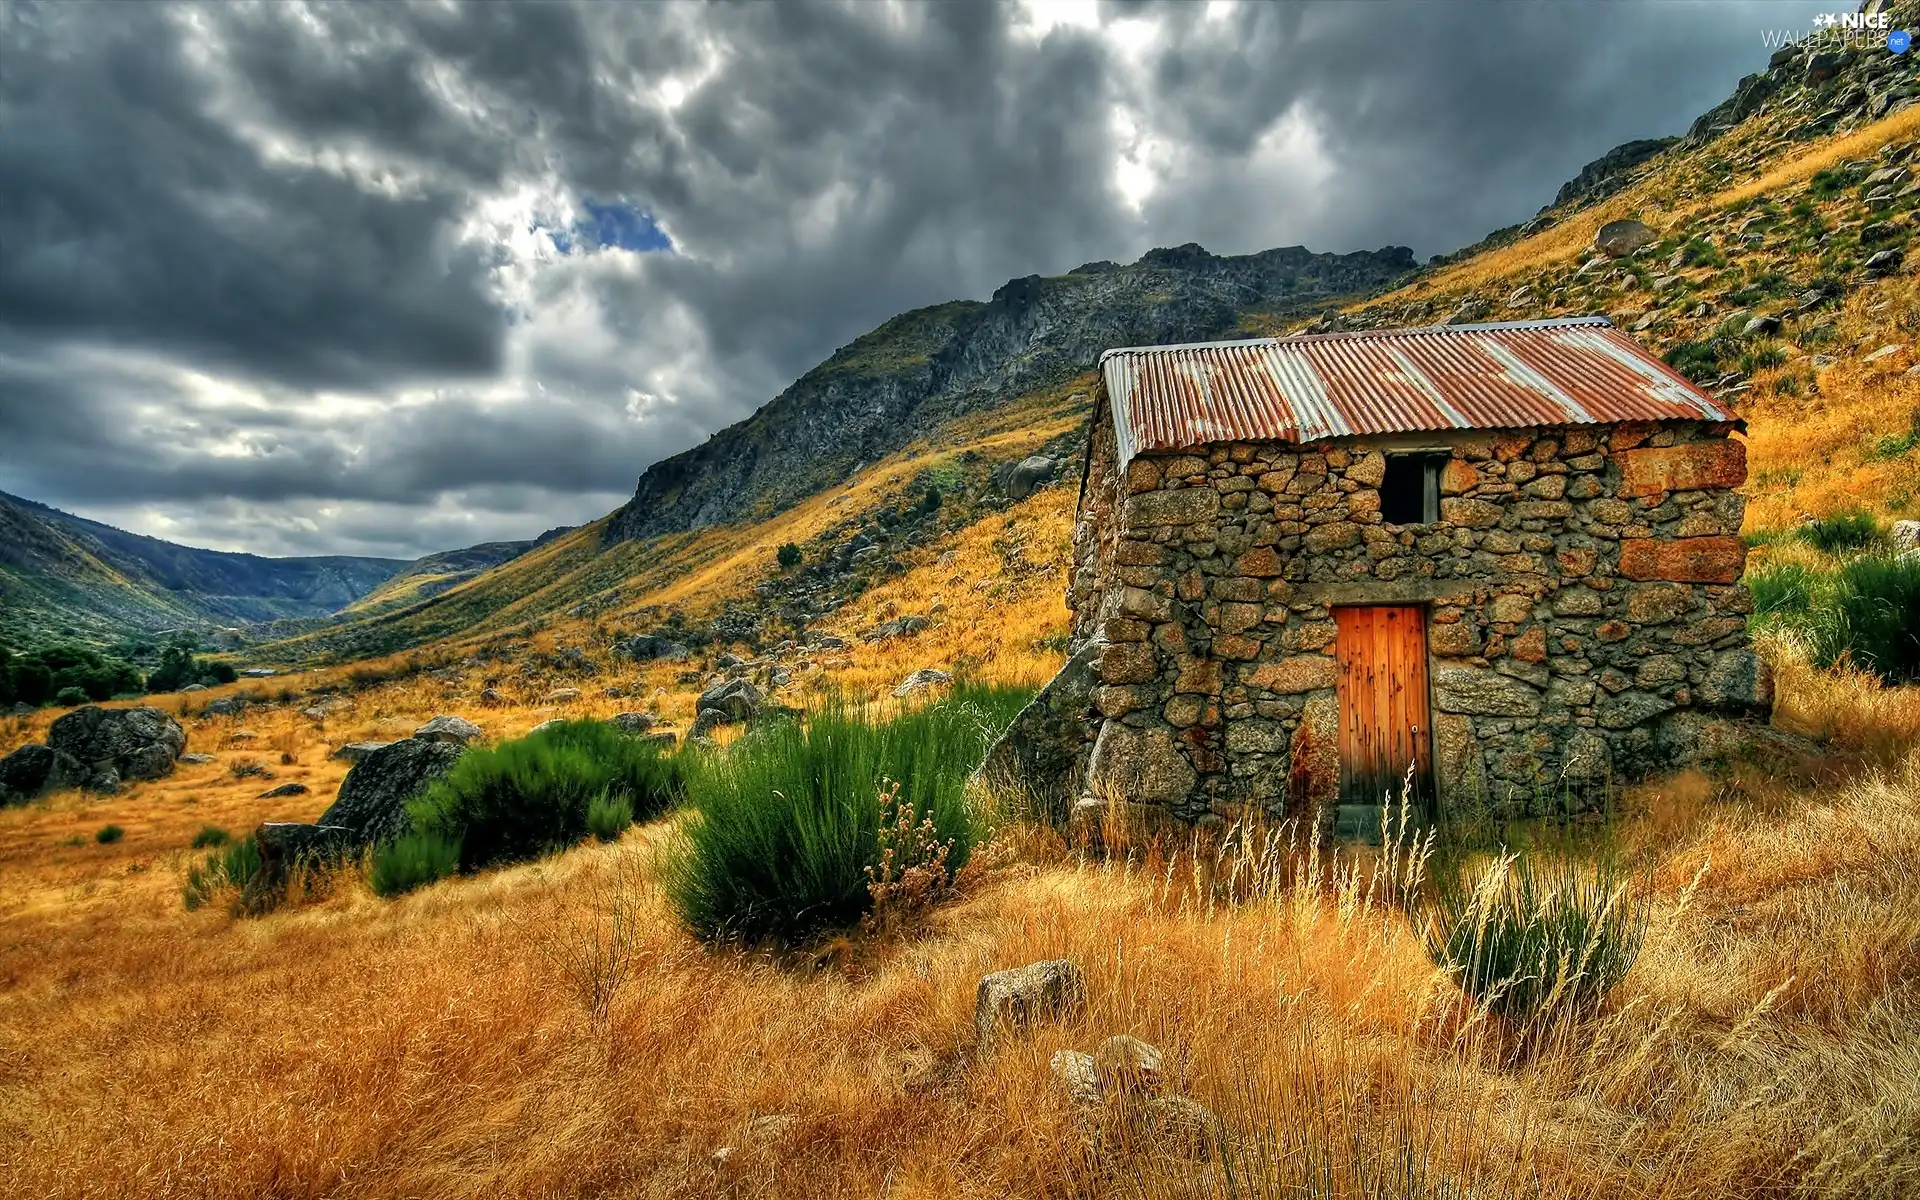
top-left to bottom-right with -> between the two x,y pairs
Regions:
1333,606 -> 1434,827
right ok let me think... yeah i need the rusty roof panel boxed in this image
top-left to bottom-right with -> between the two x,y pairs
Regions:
1099,317 -> 1735,466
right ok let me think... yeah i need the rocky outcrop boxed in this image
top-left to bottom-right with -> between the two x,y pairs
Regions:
317,737 -> 466,846
0,743 -> 79,806
1552,138 -> 1677,209
44,705 -> 186,792
412,715 -> 482,745
975,959 -> 1087,1053
976,638 -> 1103,825
607,243 -> 1416,540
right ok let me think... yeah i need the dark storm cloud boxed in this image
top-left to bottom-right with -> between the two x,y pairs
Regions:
0,0 -> 1827,557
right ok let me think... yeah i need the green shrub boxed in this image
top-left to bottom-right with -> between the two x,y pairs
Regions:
408,719 -> 682,873
1423,854 -> 1649,1027
94,824 -> 124,845
1662,340 -> 1724,383
777,542 -> 802,569
1749,551 -> 1920,683
586,791 -> 635,842
1798,509 -> 1882,553
54,686 -> 89,707
919,485 -> 942,515
190,825 -> 230,849
370,831 -> 463,897
666,684 -> 1029,945
1738,342 -> 1787,374
182,835 -> 262,910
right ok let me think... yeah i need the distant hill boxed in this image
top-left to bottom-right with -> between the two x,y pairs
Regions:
336,529 -> 571,619
0,489 -> 560,651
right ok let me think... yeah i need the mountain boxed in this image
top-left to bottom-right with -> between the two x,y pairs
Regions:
0,489 -> 563,651
608,242 -> 1417,540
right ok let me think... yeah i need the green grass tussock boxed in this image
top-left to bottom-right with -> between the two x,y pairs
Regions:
1423,852 -> 1649,1028
369,831 -> 463,898
182,835 -> 262,911
666,684 -> 1030,946
1750,550 -> 1920,683
402,719 -> 683,875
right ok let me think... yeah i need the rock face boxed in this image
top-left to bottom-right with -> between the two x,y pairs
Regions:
1044,414 -> 1765,830
329,741 -> 393,762
975,959 -> 1087,1053
607,242 -> 1416,540
44,706 -> 186,791
316,737 -> 466,846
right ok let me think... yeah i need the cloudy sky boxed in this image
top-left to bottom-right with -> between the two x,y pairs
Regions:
0,0 -> 1828,560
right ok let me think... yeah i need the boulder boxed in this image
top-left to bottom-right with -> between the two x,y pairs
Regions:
975,959 -> 1087,1053
204,696 -> 249,716
413,715 -> 482,745
329,741 -> 393,763
1866,248 -> 1905,275
479,687 -> 507,707
316,737 -> 466,846
528,719 -> 565,735
1594,218 -> 1657,257
1094,1035 -> 1165,1097
1892,519 -> 1920,554
178,752 -> 215,765
0,744 -> 81,806
864,615 -> 930,641
695,677 -> 763,724
1050,1050 -> 1104,1109
45,705 -> 186,790
1137,1095 -> 1223,1161
641,729 -> 678,750
257,782 -> 310,799
1003,455 -> 1057,500
615,634 -> 690,662
975,639 -> 1102,826
892,668 -> 953,698
609,711 -> 655,733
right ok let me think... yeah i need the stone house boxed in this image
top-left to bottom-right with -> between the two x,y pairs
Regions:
1001,316 -> 1772,839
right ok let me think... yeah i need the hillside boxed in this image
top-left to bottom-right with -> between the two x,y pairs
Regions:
333,531 -> 569,620
0,489 -> 407,648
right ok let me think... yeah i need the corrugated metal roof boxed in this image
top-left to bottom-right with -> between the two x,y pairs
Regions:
1098,316 -> 1736,467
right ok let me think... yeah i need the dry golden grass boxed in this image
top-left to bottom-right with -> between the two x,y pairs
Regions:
2,638 -> 1918,1198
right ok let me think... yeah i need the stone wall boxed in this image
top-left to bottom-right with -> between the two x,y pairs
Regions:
1063,411 -> 1771,832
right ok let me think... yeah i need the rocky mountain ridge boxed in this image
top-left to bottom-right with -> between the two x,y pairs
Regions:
607,242 -> 1418,541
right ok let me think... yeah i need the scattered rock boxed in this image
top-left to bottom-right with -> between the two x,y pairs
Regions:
529,719 -> 565,735
891,668 -> 953,698
539,688 -> 582,704
975,959 -> 1087,1053
1003,455 -> 1058,500
1594,218 -> 1656,258
479,687 -> 507,707
695,677 -> 764,725
615,634 -> 690,662
1864,343 -> 1906,364
611,711 -> 658,733
329,741 -> 393,763
257,782 -> 309,799
178,753 -> 215,765
1891,519 -> 1920,553
228,729 -> 260,742
45,706 -> 187,790
1094,1035 -> 1165,1097
1137,1095 -> 1223,1161
864,615 -> 929,641
1741,314 -> 1782,337
203,696 -> 249,717
413,715 -> 482,745
1866,248 -> 1905,275
1050,1050 -> 1103,1109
